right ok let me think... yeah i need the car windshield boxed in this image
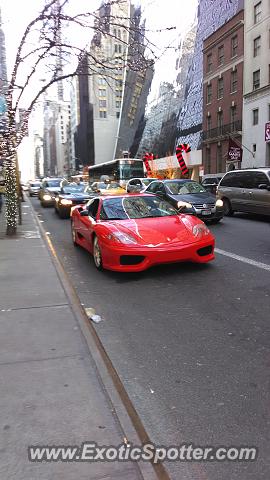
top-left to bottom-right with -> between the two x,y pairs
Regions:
142,178 -> 157,186
166,181 -> 206,195
47,180 -> 61,187
62,185 -> 85,193
101,196 -> 178,220
94,183 -> 107,190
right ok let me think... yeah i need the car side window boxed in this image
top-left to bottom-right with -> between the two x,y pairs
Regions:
252,172 -> 270,188
88,199 -> 99,219
156,183 -> 165,193
147,182 -> 159,193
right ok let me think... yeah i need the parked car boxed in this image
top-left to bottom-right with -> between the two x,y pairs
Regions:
39,178 -> 64,207
21,182 -> 29,192
28,180 -> 41,196
54,183 -> 94,218
145,179 -> 224,223
126,177 -> 159,193
201,174 -> 224,195
71,194 -> 215,272
217,168 -> 270,216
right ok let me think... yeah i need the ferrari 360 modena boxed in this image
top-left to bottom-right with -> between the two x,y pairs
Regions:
70,194 -> 215,272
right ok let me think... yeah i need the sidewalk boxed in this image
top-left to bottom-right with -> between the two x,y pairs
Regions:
0,200 -> 153,480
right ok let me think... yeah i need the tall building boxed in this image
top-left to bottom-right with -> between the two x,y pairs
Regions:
86,0 -> 153,165
137,24 -> 197,159
242,0 -> 270,167
0,6 -> 8,133
176,0 -> 244,151
202,9 -> 244,174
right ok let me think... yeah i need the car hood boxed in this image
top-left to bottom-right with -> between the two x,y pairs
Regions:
46,187 -> 61,193
60,193 -> 92,200
167,191 -> 216,204
106,216 -> 199,246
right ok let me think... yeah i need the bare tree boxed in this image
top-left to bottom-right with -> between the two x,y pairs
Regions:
0,0 -> 175,235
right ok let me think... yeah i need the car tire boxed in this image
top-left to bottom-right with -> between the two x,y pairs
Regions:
223,198 -> 234,216
93,235 -> 103,270
59,210 -> 68,219
211,218 -> 222,224
71,221 -> 78,247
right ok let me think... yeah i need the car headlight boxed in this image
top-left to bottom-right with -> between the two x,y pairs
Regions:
177,201 -> 193,209
60,199 -> 73,206
192,224 -> 210,237
216,199 -> 223,207
107,231 -> 137,244
43,194 -> 52,201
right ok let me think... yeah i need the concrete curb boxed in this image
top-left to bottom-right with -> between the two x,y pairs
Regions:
28,197 -> 170,480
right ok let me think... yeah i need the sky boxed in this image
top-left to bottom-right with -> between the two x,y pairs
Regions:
0,0 -> 198,102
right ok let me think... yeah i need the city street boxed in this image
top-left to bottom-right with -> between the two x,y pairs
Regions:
30,196 -> 270,480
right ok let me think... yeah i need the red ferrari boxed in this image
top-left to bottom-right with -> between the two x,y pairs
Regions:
70,194 -> 215,272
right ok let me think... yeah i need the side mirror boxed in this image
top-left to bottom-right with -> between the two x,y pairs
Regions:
258,184 -> 270,190
80,209 -> 89,216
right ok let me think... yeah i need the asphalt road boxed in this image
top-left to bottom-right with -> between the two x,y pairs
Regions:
31,197 -> 270,480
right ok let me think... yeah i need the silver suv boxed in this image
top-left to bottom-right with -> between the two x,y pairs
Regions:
217,168 -> 270,216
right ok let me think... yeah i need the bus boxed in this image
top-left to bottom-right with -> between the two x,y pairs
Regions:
88,158 -> 145,186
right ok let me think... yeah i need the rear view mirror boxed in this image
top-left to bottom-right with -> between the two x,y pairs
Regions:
80,209 -> 88,216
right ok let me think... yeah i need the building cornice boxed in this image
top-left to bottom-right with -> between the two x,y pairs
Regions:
203,56 -> 243,84
244,84 -> 270,100
203,17 -> 244,53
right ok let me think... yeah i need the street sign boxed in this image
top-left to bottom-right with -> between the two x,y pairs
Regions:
265,122 -> 270,142
227,137 -> 242,162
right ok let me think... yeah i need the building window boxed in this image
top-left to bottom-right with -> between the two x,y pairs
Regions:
217,111 -> 223,133
205,147 -> 211,173
253,36 -> 261,57
115,79 -> 123,88
116,90 -> 122,98
231,35 -> 238,57
115,44 -> 122,54
99,100 -> 106,107
116,112 -> 120,118
253,70 -> 260,90
230,106 -> 237,128
98,77 -> 106,85
99,111 -> 107,118
254,2 -> 262,24
217,146 -> 223,173
206,84 -> 212,104
217,77 -> 224,99
231,69 -> 237,92
206,53 -> 212,73
99,89 -> 106,97
218,45 -> 224,65
116,100 -> 121,109
253,144 -> 256,153
207,115 -> 212,132
252,108 -> 259,125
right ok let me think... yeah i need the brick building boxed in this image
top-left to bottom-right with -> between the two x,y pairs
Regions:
202,9 -> 244,174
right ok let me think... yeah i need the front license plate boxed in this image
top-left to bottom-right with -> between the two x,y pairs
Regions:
201,209 -> 211,216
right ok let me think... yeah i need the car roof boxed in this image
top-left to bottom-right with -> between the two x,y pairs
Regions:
156,179 -> 194,183
223,168 -> 270,174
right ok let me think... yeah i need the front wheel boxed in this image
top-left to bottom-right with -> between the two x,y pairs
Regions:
93,236 -> 103,270
223,198 -> 234,216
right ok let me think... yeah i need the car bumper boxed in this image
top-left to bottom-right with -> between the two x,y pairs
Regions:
100,238 -> 215,272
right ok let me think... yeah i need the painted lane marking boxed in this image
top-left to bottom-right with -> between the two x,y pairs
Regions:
216,248 -> 270,272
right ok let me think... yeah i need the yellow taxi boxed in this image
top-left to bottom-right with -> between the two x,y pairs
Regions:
88,181 -> 126,196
